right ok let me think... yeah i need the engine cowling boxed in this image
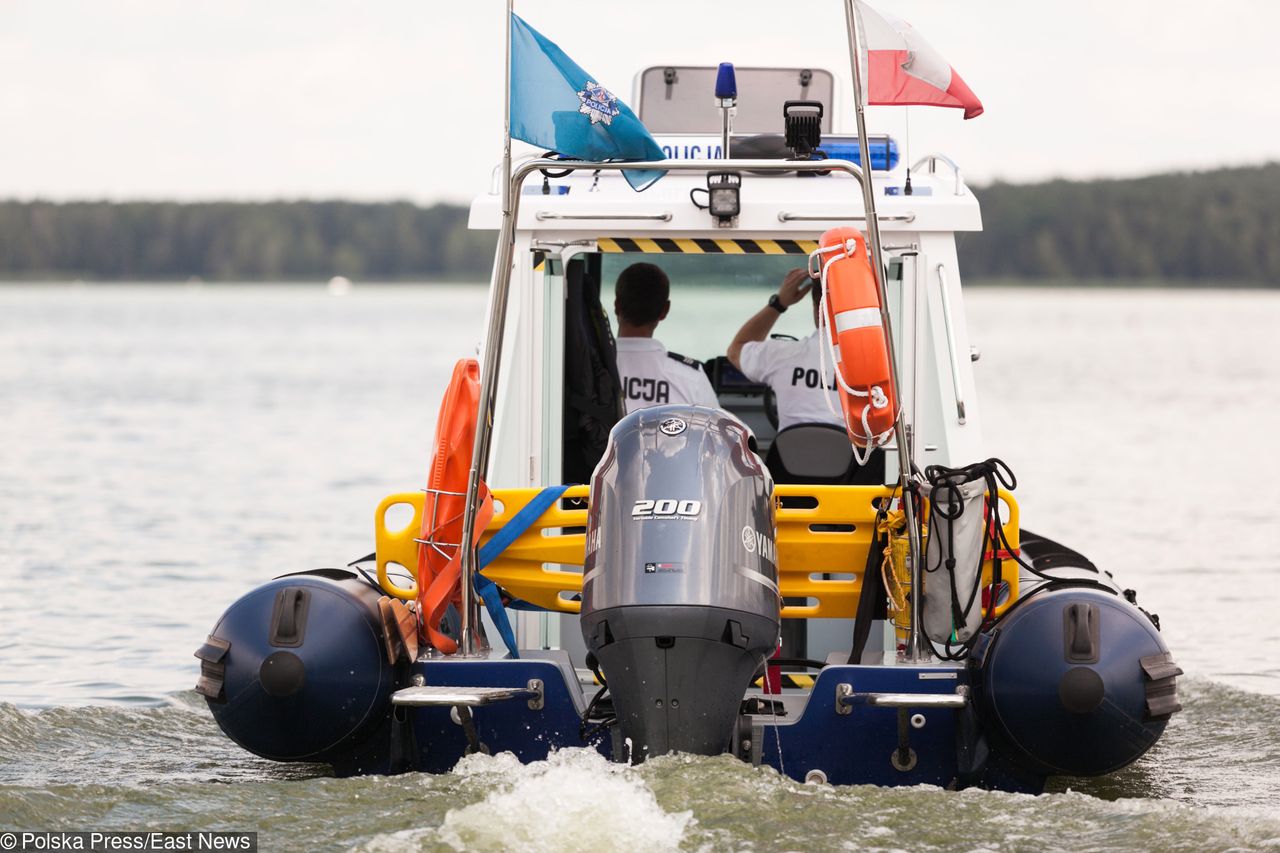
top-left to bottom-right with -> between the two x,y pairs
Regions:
581,405 -> 781,761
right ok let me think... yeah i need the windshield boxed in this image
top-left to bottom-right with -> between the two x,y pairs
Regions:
599,252 -> 823,362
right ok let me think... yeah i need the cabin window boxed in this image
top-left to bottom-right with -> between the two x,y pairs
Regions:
599,251 -> 820,356
557,245 -> 907,485
638,66 -> 835,135
591,249 -> 831,452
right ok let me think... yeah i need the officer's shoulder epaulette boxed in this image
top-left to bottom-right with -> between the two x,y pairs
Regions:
667,351 -> 703,370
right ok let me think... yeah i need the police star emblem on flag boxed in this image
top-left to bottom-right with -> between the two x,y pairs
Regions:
576,80 -> 621,125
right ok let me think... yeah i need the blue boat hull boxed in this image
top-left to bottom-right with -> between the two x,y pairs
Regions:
196,572 -> 1177,793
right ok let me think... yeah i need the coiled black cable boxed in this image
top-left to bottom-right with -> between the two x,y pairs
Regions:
922,457 -> 1063,660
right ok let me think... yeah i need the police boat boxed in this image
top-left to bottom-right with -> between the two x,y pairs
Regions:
195,3 -> 1181,792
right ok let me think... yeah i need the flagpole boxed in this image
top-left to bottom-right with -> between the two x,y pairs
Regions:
457,1 -> 516,658
842,0 -> 928,662
502,0 -> 513,214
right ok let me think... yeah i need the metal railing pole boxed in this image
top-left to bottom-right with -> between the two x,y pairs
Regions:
842,0 -> 928,661
458,0 -> 514,657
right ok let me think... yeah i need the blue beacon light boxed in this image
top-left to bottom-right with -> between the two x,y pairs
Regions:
715,62 -> 737,100
715,62 -> 737,159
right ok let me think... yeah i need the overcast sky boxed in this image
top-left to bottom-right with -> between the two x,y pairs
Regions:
3,1 -> 1278,204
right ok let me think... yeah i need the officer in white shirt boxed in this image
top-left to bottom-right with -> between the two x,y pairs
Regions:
727,268 -> 844,431
613,263 -> 719,414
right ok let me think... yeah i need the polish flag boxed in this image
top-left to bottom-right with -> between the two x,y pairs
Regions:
855,1 -> 984,119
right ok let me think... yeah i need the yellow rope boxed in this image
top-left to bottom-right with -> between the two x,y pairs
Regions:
876,506 -> 922,637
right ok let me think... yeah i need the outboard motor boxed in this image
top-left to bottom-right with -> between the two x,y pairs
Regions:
970,586 -> 1181,777
195,569 -> 402,774
581,405 -> 781,761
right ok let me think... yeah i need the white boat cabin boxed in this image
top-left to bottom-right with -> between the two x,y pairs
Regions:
466,65 -> 988,657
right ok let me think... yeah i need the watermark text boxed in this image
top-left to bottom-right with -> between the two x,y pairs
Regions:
0,833 -> 257,852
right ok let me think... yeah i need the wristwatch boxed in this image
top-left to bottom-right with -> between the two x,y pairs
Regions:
767,293 -> 787,313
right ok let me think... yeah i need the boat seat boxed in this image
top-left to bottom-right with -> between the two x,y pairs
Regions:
765,423 -> 886,486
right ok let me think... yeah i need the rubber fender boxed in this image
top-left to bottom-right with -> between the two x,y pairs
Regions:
972,586 -> 1180,777
197,569 -> 396,763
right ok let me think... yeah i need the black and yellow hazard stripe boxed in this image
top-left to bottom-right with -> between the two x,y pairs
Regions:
598,237 -> 818,255
752,673 -> 816,689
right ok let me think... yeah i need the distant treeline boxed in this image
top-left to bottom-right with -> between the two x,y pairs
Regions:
0,200 -> 495,281
961,163 -> 1280,285
2,163 -> 1277,284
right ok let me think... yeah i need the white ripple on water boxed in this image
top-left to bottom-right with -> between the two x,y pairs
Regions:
1,692 -> 1280,851
360,750 -> 692,853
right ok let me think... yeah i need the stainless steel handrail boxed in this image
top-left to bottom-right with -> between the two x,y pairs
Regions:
778,212 -> 916,223
911,153 -> 964,197
867,692 -> 966,709
390,685 -> 539,707
458,157 -> 884,656
935,263 -> 967,425
535,211 -> 673,222
834,682 -> 969,713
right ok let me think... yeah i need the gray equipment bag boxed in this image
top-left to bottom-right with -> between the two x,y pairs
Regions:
921,466 -> 989,645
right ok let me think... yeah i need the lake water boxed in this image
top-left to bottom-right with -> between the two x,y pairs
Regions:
2,283 -> 1279,851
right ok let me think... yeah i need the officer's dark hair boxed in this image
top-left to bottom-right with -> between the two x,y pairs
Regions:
615,263 -> 670,327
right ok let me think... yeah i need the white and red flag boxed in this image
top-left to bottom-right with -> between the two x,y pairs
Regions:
855,0 -> 984,119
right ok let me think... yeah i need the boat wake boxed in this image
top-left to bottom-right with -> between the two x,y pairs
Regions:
361,750 -> 692,853
2,681 -> 1279,851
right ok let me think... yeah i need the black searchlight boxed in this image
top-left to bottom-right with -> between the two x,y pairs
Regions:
783,100 -> 824,160
706,172 -> 741,227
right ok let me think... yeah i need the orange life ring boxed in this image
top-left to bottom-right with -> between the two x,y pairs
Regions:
818,227 -> 897,448
416,358 -> 493,655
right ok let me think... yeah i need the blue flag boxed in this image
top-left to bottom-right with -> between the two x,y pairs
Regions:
510,14 -> 666,191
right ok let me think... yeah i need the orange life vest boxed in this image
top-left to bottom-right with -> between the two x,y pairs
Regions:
818,227 -> 897,448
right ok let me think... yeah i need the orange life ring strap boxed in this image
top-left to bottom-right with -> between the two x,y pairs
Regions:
416,357 -> 490,654
421,484 -> 493,655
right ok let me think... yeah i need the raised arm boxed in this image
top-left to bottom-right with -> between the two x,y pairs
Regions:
727,268 -> 814,369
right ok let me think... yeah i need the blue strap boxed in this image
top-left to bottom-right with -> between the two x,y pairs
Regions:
473,580 -> 520,659
474,484 -> 573,658
477,485 -> 572,570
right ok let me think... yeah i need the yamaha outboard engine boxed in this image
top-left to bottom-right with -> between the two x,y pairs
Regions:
581,405 -> 781,761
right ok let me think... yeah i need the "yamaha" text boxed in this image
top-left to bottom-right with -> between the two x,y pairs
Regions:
741,524 -> 777,563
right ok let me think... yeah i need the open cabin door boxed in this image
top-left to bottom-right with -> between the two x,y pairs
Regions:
561,253 -> 623,486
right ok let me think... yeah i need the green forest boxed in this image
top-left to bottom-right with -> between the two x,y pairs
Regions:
0,201 -> 495,282
962,162 -> 1279,284
1,163 -> 1276,285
